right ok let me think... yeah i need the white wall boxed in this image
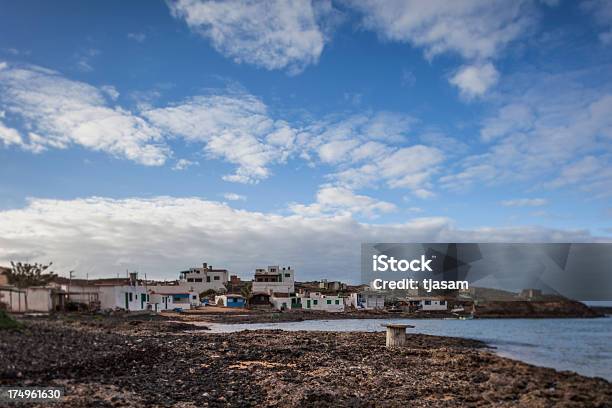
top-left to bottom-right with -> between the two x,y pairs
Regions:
182,269 -> 228,292
306,292 -> 344,312
252,266 -> 295,295
25,287 -> 53,312
270,296 -> 292,310
0,287 -> 27,312
148,285 -> 199,306
148,293 -> 175,312
420,299 -> 447,311
98,285 -> 148,311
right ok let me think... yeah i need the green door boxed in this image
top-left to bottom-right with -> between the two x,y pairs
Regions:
125,293 -> 129,309
306,300 -> 311,309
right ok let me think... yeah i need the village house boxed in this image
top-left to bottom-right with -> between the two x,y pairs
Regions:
318,279 -> 346,292
270,293 -> 293,310
179,262 -> 229,292
0,267 -> 26,312
147,292 -> 176,312
286,291 -> 344,312
146,284 -> 198,307
249,292 -> 272,309
407,297 -> 448,311
347,290 -> 385,310
0,268 -> 67,313
23,286 -> 65,312
520,288 -> 543,300
0,285 -> 27,312
97,283 -> 148,311
215,294 -> 246,308
252,266 -> 295,295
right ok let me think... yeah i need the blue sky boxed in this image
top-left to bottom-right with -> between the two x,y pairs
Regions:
0,0 -> 611,281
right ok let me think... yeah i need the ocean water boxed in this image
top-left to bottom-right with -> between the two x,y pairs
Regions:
202,317 -> 612,381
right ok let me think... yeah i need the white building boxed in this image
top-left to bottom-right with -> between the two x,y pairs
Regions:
270,294 -> 293,311
287,292 -> 344,312
214,294 -> 247,308
347,291 -> 385,310
97,280 -> 149,311
147,286 -> 198,308
147,292 -> 176,312
252,266 -> 294,295
179,263 -> 228,293
24,287 -> 58,312
409,297 -> 448,311
0,284 -> 64,313
0,285 -> 27,312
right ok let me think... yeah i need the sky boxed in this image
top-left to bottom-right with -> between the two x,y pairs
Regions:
0,0 -> 611,282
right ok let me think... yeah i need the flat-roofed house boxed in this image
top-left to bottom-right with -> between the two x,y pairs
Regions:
252,266 -> 294,296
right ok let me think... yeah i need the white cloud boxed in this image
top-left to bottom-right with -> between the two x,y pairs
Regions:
223,192 -> 246,201
449,63 -> 500,99
74,48 -> 101,72
413,188 -> 436,199
317,139 -> 360,163
500,198 -> 548,207
100,85 -> 120,101
331,145 -> 444,197
0,63 -> 169,165
143,93 -> 296,183
346,0 -> 538,98
347,0 -> 535,61
168,0 -> 334,73
0,119 -> 23,147
480,103 -> 534,142
443,70 -> 612,193
290,185 -> 396,218
0,196 -> 602,281
127,32 -> 147,42
0,62 -> 450,193
172,158 -> 199,171
295,112 -> 443,196
581,0 -> 612,45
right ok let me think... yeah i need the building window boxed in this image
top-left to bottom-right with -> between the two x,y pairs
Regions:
440,300 -> 446,305
213,276 -> 220,281
424,300 -> 431,305
335,300 -> 339,305
326,300 -> 332,305
187,278 -> 194,282
206,277 -> 211,282
192,295 -> 197,300
285,273 -> 290,278
313,300 -> 318,305
195,278 -> 202,282
129,293 -> 133,302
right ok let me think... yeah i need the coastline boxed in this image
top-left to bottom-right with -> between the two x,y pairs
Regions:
161,298 -> 603,326
1,316 -> 611,407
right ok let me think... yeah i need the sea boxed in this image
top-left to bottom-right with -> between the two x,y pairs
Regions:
199,317 -> 612,381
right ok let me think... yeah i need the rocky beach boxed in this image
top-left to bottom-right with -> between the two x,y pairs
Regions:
1,315 -> 611,407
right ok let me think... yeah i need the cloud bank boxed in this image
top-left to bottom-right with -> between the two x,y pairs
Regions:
0,196 -> 603,282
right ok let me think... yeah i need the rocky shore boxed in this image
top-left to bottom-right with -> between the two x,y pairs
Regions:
1,316 -> 611,407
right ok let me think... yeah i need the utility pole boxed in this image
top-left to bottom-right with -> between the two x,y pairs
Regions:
68,270 -> 74,306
